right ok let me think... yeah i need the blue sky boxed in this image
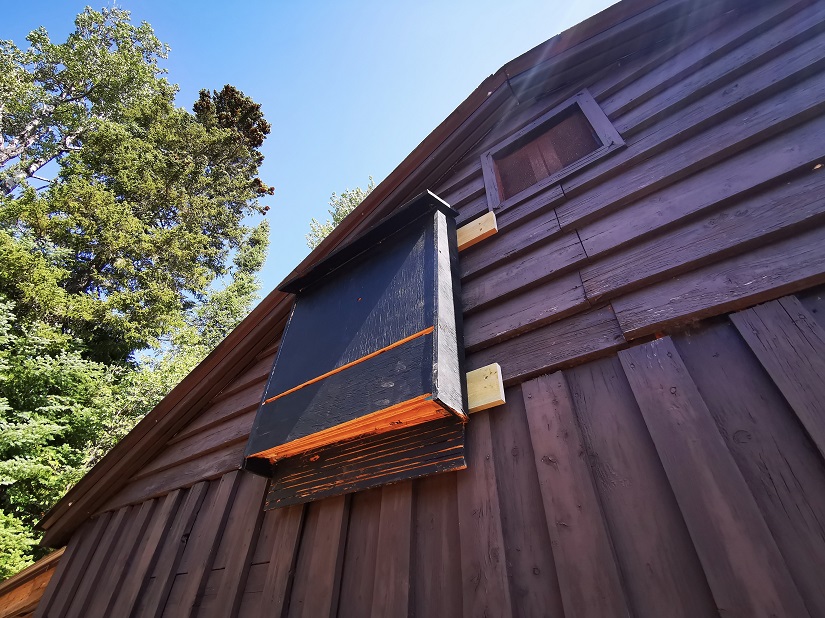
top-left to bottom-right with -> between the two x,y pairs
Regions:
5,0 -> 617,299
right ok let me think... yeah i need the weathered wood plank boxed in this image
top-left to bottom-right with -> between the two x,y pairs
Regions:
467,305 -> 625,385
456,411 -> 512,618
0,549 -> 63,618
579,114 -> 825,258
675,320 -> 825,617
461,231 -> 586,313
612,224 -> 825,339
490,387 -> 565,618
109,490 -> 182,617
65,505 -> 131,618
619,337 -> 810,617
35,518 -> 102,618
287,495 -> 349,618
495,184 -> 564,232
522,373 -> 630,617
557,68 -> 825,230
175,471 -> 241,616
463,271 -> 589,352
136,482 -> 209,618
207,473 -> 268,618
565,356 -> 717,618
337,488 -> 381,618
615,2 -> 825,135
731,296 -> 825,459
172,378 -> 264,443
455,194 -> 489,226
441,173 -> 485,211
460,208 -> 559,280
259,504 -> 305,617
370,482 -> 413,618
412,472 -> 462,618
87,499 -> 155,617
582,169 -> 825,301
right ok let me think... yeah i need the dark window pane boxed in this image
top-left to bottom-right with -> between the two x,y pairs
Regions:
494,105 -> 601,200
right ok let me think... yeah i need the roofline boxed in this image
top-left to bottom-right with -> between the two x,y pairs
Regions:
38,0 -> 702,546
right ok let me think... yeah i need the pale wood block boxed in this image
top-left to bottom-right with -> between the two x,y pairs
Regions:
466,363 -> 505,413
457,211 -> 498,251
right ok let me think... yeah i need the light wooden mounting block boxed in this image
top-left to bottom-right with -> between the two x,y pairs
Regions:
456,211 -> 505,413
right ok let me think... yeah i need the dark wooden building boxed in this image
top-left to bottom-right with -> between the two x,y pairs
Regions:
28,0 -> 825,615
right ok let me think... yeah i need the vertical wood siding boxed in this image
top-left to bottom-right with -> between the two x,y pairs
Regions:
37,1 -> 825,615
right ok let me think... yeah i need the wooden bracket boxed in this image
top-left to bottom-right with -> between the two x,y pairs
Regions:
466,363 -> 506,413
457,211 -> 498,251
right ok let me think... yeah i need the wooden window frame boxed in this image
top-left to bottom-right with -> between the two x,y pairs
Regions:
481,89 -> 624,211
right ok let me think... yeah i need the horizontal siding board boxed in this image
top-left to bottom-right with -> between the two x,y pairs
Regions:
619,338 -> 810,617
675,319 -> 825,617
461,231 -> 586,313
565,356 -> 717,618
582,168 -> 825,301
172,379 -> 265,443
557,67 -> 825,230
467,305 -> 625,385
495,184 -> 565,231
612,223 -> 825,339
522,373 -> 630,618
464,272 -> 589,352
731,296 -> 825,459
579,114 -> 825,258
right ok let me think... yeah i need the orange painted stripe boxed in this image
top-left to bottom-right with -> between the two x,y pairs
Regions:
263,326 -> 435,405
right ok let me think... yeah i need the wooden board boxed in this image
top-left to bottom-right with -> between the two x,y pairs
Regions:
619,337 -> 810,617
337,488 -> 382,618
675,319 -> 825,617
266,416 -> 466,508
612,223 -> 825,339
565,356 -> 717,618
521,373 -> 630,617
457,210 -> 497,251
731,296 -> 825,458
259,504 -> 305,616
370,482 -> 413,617
466,363 -> 506,413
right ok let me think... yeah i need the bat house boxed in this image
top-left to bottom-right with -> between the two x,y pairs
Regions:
243,191 -> 468,506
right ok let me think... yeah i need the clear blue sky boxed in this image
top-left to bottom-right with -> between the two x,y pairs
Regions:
5,0 -> 617,300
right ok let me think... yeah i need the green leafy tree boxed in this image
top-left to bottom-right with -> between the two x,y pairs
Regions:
306,177 -> 374,249
0,9 -> 273,575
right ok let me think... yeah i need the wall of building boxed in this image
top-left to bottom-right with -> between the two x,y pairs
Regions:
36,0 -> 825,615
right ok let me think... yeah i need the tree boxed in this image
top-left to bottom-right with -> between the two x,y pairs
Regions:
306,177 -> 375,249
0,9 -> 273,575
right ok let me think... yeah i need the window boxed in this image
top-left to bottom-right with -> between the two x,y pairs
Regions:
244,192 -> 467,508
481,90 -> 623,210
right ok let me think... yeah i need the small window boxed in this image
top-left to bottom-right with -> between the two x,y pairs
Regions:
482,90 -> 623,210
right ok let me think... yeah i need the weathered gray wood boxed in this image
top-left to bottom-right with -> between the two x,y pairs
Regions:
370,482 -> 412,618
522,373 -> 630,618
731,296 -> 825,459
675,319 -> 825,617
612,224 -> 825,339
467,305 -> 625,385
565,356 -> 717,618
456,411 -> 512,618
579,113 -> 825,258
489,387 -> 565,617
619,337 -> 810,617
582,169 -> 825,301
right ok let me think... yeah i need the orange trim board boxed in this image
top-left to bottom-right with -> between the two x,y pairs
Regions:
263,326 -> 435,405
249,394 -> 459,462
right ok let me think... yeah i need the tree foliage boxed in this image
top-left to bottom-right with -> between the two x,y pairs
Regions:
0,9 -> 273,577
306,176 -> 374,249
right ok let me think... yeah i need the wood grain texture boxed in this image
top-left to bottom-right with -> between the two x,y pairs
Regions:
370,483 -> 412,618
457,210 -> 497,251
467,305 -> 625,385
466,363 -> 506,413
731,296 -> 825,459
582,168 -> 825,301
489,387 -> 565,618
337,489 -> 381,618
613,223 -> 825,339
675,319 -> 825,617
455,411 -> 512,618
411,472 -> 462,618
287,495 -> 349,618
522,373 -> 630,618
4,548 -> 65,618
565,356 -> 717,618
259,504 -> 305,617
619,337 -> 810,617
